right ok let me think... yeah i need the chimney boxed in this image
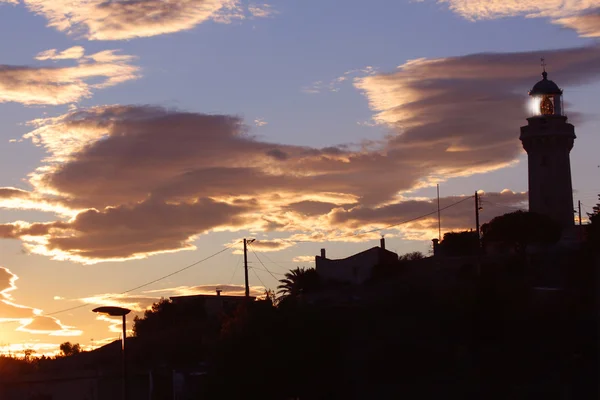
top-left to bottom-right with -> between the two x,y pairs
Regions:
216,289 -> 222,297
320,248 -> 326,258
380,237 -> 385,250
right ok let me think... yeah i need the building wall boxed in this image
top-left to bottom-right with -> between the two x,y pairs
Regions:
316,247 -> 397,285
520,115 -> 575,227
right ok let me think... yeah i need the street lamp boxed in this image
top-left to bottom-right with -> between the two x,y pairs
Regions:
93,306 -> 131,400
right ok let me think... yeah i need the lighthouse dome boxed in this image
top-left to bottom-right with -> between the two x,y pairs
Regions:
529,71 -> 562,96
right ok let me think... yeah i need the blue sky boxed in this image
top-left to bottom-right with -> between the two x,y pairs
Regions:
0,0 -> 598,354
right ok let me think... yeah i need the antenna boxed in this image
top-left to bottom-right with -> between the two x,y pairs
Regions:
540,57 -> 546,72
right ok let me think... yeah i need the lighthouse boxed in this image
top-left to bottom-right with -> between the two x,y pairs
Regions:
520,66 -> 576,227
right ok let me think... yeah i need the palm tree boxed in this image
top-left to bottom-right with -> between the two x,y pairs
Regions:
277,267 -> 319,298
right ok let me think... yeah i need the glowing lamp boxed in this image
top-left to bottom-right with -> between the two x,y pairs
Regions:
527,70 -> 563,117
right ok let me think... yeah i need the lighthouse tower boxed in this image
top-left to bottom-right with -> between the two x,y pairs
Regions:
520,66 -> 576,227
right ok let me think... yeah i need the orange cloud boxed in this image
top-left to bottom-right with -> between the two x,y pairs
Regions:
292,255 -> 315,263
35,46 -> 85,61
0,267 -> 82,336
230,238 -> 295,254
147,284 -> 265,297
436,0 -> 600,37
17,315 -> 82,336
0,49 -> 139,105
1,46 -> 598,262
439,0 -> 596,20
20,0 -> 270,41
555,11 -> 600,37
79,292 -> 159,313
248,3 -> 277,18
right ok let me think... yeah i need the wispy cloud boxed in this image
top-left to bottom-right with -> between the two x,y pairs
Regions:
436,0 -> 600,37
292,255 -> 314,263
248,3 -> 277,18
230,238 -> 295,254
19,0 -> 273,40
0,48 -> 139,105
146,284 -> 265,297
35,46 -> 85,61
303,67 -> 378,94
79,292 -> 159,313
554,10 -> 600,38
17,316 -> 82,336
254,118 -> 268,127
0,267 -> 81,336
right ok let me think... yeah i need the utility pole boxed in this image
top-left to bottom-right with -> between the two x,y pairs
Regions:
475,191 -> 482,276
243,238 -> 255,299
437,184 -> 441,241
578,200 -> 583,241
475,191 -> 481,243
243,238 -> 250,298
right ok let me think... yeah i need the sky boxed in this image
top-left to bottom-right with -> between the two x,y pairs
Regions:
0,0 -> 598,355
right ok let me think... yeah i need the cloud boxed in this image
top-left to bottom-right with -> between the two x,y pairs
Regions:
284,200 -> 340,216
0,267 -> 81,336
150,284 -> 265,297
292,255 -> 315,263
0,267 -> 39,321
0,49 -> 139,105
2,46 -> 599,262
9,105 -> 358,261
354,45 -> 600,186
327,190 -> 528,241
21,0 -> 272,41
303,67 -> 379,94
245,238 -> 295,252
17,315 -> 82,336
248,3 -> 277,18
36,46 -> 85,61
438,0 -> 597,20
436,0 -> 600,37
555,10 -> 600,38
78,284 -> 264,321
254,118 -> 268,127
79,292 -> 159,312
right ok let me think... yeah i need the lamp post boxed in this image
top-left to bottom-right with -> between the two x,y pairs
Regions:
93,306 -> 131,400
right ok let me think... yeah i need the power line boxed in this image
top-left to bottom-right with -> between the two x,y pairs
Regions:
254,250 -> 289,272
227,254 -> 243,285
249,267 -> 267,289
45,242 -> 240,318
248,244 -> 281,282
249,266 -> 285,276
480,200 -> 526,211
122,242 -> 239,294
286,195 -> 475,243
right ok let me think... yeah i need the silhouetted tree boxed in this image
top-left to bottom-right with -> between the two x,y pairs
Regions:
276,267 -> 319,298
481,211 -> 562,254
131,297 -> 218,366
398,251 -> 425,262
263,289 -> 277,306
132,297 -> 175,338
440,231 -> 480,256
59,342 -> 81,357
587,194 -> 599,244
588,194 -> 600,217
22,348 -> 35,361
